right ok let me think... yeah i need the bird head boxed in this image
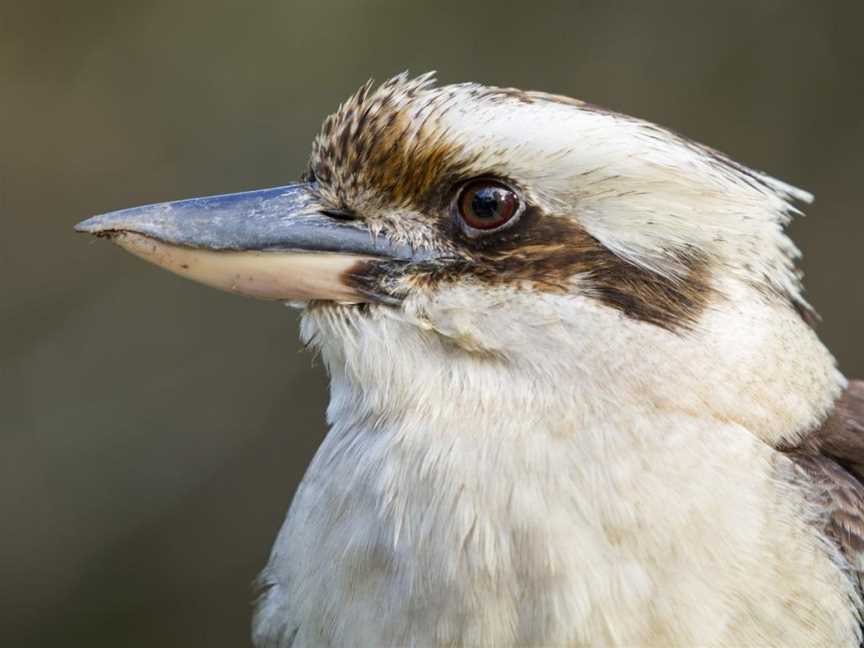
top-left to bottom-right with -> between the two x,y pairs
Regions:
76,73 -> 838,439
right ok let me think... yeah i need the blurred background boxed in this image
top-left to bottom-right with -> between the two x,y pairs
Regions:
2,1 -> 863,645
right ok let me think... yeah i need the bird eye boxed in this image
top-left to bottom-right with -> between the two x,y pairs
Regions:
457,180 -> 520,233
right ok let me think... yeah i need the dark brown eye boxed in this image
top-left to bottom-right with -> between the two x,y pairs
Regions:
457,180 -> 520,232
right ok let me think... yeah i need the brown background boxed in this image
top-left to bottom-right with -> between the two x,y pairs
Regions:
2,1 -> 862,645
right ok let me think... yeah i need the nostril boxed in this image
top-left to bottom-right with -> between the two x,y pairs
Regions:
321,208 -> 359,221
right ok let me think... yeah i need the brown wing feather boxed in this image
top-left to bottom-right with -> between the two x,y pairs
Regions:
781,381 -> 864,577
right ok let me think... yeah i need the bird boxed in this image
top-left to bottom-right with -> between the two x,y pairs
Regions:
75,72 -> 864,647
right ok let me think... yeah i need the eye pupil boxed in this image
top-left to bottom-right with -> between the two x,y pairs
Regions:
471,189 -> 503,221
458,180 -> 519,232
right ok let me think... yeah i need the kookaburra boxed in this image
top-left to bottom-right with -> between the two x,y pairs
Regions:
76,73 -> 864,647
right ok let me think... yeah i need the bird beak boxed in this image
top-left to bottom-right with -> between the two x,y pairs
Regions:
75,183 -> 420,304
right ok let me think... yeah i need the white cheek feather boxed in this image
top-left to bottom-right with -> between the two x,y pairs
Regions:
254,282 -> 855,647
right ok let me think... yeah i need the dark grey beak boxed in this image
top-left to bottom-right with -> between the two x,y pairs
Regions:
75,183 -> 423,303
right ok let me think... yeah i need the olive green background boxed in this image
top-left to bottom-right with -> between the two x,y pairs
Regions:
3,1 -> 862,645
